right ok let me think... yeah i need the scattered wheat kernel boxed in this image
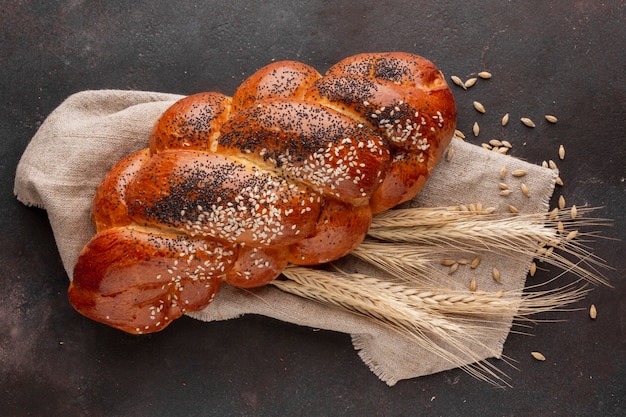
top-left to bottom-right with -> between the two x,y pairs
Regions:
482,143 -> 492,150
459,204 -> 469,211
589,304 -> 597,319
549,160 -> 558,170
558,195 -> 566,209
531,351 -> 546,361
512,169 -> 527,177
446,146 -> 455,162
473,121 -> 480,136
470,256 -> 481,269
521,183 -> 530,197
449,263 -> 459,274
557,221 -> 564,234
477,71 -> 492,79
566,230 -> 579,241
501,140 -> 512,148
451,75 -> 465,89
489,139 -> 502,147
570,205 -> 578,219
468,203 -> 477,212
473,101 -> 486,113
521,117 -> 536,127
549,207 -> 559,220
499,189 -> 512,196
542,160 -> 549,168
498,146 -> 509,155
501,113 -> 509,126
491,146 -> 500,153
464,77 -> 478,88
499,166 -> 508,180
559,145 -> 566,160
469,278 -> 477,292
509,205 -> 519,214
499,182 -> 510,190
545,246 -> 554,257
440,259 -> 456,266
492,267 -> 501,283
556,177 -> 564,186
476,202 -> 483,212
530,262 -> 537,276
454,129 -> 466,139
545,114 -> 558,123
494,289 -> 504,298
457,258 -> 470,265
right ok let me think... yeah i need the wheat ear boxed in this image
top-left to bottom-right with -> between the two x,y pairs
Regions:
275,266 -> 513,386
367,206 -> 612,285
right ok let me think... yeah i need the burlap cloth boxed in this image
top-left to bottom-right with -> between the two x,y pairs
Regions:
14,90 -> 558,385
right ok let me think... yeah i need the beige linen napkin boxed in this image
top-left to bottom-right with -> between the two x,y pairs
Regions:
14,90 -> 558,385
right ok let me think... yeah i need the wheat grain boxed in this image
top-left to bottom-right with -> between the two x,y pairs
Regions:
446,146 -> 455,162
473,101 -> 486,113
492,268 -> 501,283
451,75 -> 465,89
464,77 -> 478,88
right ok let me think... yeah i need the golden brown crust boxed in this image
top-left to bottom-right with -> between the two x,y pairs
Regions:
124,150 -> 322,247
287,197 -> 372,265
69,227 -> 232,334
71,52 -> 456,333
217,98 -> 390,203
225,245 -> 290,288
231,61 -> 321,112
149,92 -> 232,153
306,52 -> 456,212
92,149 -> 151,232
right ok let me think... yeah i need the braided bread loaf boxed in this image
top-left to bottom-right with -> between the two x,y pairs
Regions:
68,52 -> 456,334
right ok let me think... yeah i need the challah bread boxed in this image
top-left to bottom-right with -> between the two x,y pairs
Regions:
68,52 -> 456,334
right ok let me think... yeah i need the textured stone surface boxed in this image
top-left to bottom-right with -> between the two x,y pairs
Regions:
2,1 -> 624,415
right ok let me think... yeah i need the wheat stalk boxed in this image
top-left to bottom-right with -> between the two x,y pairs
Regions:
273,265 -> 590,387
268,205 -> 611,386
367,206 -> 612,285
275,266 -> 513,386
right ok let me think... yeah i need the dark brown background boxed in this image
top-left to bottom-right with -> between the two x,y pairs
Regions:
2,1 -> 624,416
